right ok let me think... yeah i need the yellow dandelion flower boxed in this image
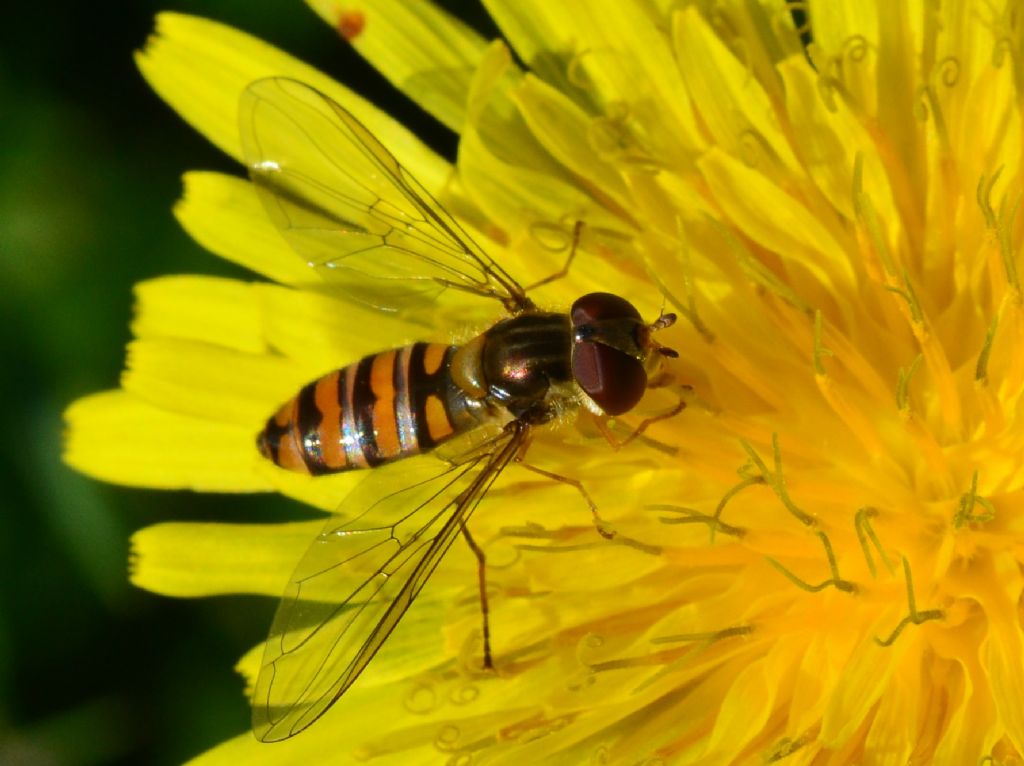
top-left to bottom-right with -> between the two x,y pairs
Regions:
64,1 -> 1024,763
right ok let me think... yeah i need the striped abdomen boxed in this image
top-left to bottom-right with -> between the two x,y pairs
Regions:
258,342 -> 479,475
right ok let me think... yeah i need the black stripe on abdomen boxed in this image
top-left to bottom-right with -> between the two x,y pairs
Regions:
407,343 -> 457,451
295,380 -> 328,475
351,354 -> 386,467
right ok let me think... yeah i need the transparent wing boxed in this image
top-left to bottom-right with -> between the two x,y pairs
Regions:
239,77 -> 530,312
252,424 -> 526,742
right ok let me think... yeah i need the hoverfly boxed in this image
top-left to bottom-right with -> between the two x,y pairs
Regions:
241,78 -> 679,742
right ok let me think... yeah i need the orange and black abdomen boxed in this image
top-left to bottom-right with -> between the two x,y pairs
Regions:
257,343 -> 470,475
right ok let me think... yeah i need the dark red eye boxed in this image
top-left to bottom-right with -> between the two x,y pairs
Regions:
570,293 -> 647,415
572,341 -> 646,415
570,292 -> 642,326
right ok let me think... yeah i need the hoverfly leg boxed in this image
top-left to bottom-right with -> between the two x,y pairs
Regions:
458,520 -> 495,671
515,461 -> 615,540
591,388 -> 689,454
523,220 -> 584,292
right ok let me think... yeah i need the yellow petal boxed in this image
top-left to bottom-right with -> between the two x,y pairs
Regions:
932,648 -> 995,762
863,655 -> 919,763
576,3 -> 700,154
702,655 -> 775,758
874,3 -> 925,184
131,275 -> 268,353
987,605 -> 1024,750
136,13 -> 451,191
122,338 -> 298,427
673,8 -> 800,175
133,274 -> 425,372
480,0 -> 587,90
174,172 -> 319,287
808,0 -> 879,112
175,173 -> 502,335
512,74 -> 632,211
484,0 -> 703,157
698,146 -> 855,296
64,390 -> 269,491
64,390 -> 358,510
306,0 -> 487,132
258,465 -> 364,513
187,680 -> 442,766
459,43 -> 641,293
253,283 -> 433,365
777,57 -> 897,225
808,0 -> 880,54
130,521 -> 320,597
821,620 -> 906,744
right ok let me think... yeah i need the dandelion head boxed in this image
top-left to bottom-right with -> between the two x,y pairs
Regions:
65,1 -> 1024,763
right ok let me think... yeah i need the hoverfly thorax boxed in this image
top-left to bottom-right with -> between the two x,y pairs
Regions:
474,313 -> 572,422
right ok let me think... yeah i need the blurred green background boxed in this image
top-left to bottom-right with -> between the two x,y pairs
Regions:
0,2 -> 490,763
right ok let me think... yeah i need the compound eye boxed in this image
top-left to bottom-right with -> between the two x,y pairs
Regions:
570,292 -> 648,415
570,292 -> 643,326
572,340 -> 647,415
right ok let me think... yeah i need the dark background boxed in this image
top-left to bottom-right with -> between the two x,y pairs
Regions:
0,2 -> 491,764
